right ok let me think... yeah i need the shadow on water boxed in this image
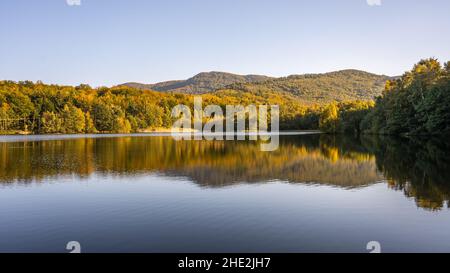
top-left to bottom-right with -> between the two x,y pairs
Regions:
0,134 -> 449,211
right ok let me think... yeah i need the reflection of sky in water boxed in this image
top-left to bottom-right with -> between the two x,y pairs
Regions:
1,174 -> 450,253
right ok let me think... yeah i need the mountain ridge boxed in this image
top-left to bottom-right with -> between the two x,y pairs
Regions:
120,71 -> 272,94
120,70 -> 394,104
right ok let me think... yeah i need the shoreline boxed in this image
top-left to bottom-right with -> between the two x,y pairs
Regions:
0,130 -> 323,143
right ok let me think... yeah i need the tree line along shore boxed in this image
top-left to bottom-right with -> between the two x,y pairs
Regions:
0,59 -> 448,136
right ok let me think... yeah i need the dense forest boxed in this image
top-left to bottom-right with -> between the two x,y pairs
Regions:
362,59 -> 450,135
0,79 -> 373,134
318,59 -> 450,136
0,82 -> 178,134
0,59 -> 448,135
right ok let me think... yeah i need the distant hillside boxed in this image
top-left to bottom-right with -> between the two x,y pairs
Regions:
217,70 -> 393,105
121,72 -> 272,94
121,70 -> 392,104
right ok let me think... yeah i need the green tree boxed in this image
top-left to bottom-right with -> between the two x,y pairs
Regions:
40,112 -> 62,134
0,103 -> 12,120
113,116 -> 131,133
363,58 -> 450,136
319,103 -> 339,133
92,102 -> 115,132
61,104 -> 85,133
338,101 -> 374,135
142,103 -> 164,128
84,111 -> 97,133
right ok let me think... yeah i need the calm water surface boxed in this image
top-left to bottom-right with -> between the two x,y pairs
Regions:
0,134 -> 449,252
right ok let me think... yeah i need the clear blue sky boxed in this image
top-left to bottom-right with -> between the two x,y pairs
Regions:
1,0 -> 449,87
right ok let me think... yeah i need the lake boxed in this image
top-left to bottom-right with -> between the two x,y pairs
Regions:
0,133 -> 449,253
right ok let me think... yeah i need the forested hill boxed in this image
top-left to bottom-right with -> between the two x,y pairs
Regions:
121,70 -> 392,104
121,72 -> 272,94
1,59 -> 446,135
217,70 -> 393,105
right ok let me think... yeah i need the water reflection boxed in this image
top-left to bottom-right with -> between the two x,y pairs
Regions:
362,136 -> 450,211
0,134 -> 449,211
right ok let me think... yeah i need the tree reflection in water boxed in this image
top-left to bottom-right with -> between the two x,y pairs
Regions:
0,134 -> 449,211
